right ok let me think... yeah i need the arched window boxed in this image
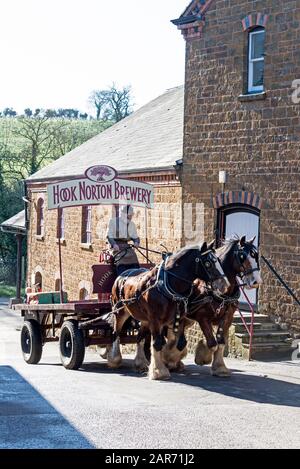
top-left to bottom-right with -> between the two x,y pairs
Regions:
248,27 -> 265,93
81,206 -> 92,244
55,278 -> 61,292
79,288 -> 89,301
57,208 -> 64,240
34,272 -> 43,291
36,199 -> 44,236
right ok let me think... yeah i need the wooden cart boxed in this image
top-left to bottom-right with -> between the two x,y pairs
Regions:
14,263 -> 151,370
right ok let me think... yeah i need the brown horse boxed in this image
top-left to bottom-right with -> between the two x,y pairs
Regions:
163,236 -> 262,377
107,242 -> 230,380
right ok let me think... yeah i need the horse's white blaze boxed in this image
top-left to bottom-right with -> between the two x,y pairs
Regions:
248,255 -> 263,286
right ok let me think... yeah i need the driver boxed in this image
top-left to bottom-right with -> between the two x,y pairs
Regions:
107,205 -> 140,275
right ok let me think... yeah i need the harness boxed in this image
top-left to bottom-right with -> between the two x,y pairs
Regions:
156,260 -> 193,333
188,285 -> 241,317
235,245 -> 260,279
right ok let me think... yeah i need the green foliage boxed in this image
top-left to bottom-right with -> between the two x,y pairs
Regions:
0,115 -> 111,267
0,283 -> 24,298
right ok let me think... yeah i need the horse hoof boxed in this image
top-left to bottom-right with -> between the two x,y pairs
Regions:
195,341 -> 213,366
168,361 -> 185,372
100,350 -> 108,360
107,356 -> 122,369
211,367 -> 231,378
134,359 -> 149,373
148,367 -> 171,381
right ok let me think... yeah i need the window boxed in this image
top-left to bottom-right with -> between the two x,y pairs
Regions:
79,288 -> 89,301
81,206 -> 92,244
36,199 -> 44,236
34,272 -> 43,291
248,28 -> 265,93
57,208 -> 64,239
55,278 -> 61,292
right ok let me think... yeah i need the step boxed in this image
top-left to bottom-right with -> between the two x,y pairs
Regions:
235,331 -> 292,345
233,312 -> 270,324
233,322 -> 279,333
242,342 -> 296,360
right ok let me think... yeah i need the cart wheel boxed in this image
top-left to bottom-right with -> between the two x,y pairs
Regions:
59,320 -> 85,370
21,320 -> 43,364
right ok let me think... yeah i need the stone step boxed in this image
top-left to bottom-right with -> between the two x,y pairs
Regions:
233,312 -> 270,324
233,322 -> 279,333
235,331 -> 292,345
241,342 -> 296,360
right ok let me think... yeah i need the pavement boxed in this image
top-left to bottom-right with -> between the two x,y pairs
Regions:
0,301 -> 300,449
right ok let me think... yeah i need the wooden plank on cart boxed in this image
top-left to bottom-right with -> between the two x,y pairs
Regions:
13,301 -> 109,313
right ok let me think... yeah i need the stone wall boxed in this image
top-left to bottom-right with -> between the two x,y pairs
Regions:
181,0 -> 300,333
26,180 -> 182,301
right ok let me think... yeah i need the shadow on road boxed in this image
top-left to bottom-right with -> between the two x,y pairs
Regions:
169,364 -> 300,408
0,366 -> 94,449
79,360 -> 300,408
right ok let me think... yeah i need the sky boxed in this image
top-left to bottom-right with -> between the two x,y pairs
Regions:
0,0 -> 188,116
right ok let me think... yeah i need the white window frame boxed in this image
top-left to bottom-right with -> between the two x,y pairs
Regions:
248,29 -> 265,93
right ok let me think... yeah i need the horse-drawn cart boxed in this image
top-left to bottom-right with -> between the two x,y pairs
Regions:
15,164 -> 155,370
14,261 -> 152,370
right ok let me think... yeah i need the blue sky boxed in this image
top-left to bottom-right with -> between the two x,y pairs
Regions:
0,0 -> 188,116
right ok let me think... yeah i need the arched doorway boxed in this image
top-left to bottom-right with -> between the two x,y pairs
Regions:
215,192 -> 262,306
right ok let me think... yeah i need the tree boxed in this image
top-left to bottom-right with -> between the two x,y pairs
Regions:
88,84 -> 133,122
24,108 -> 33,118
3,108 -> 17,117
0,116 -> 68,181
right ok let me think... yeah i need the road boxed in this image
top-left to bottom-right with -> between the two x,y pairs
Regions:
0,301 -> 300,449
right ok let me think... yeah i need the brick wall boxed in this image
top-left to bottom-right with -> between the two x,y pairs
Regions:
181,0 -> 300,332
27,180 -> 182,301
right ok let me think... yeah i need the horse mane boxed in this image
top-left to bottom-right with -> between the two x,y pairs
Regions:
164,244 -> 201,270
216,236 -> 240,259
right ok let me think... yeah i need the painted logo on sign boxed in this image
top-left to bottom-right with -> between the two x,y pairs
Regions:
85,165 -> 118,183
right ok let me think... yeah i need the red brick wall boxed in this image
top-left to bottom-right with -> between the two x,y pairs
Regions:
27,180 -> 182,301
182,0 -> 300,332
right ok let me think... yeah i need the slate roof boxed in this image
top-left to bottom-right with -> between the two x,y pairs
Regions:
27,86 -> 184,182
1,210 -> 26,234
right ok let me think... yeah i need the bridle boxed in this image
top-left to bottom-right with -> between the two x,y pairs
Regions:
235,244 -> 260,279
195,249 -> 228,285
162,248 -> 227,298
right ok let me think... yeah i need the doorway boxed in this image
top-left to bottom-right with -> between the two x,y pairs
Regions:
218,205 -> 260,305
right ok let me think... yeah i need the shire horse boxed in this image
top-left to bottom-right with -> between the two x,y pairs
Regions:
163,236 -> 262,377
108,242 -> 230,380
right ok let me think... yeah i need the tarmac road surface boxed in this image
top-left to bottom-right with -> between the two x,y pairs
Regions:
0,302 -> 300,449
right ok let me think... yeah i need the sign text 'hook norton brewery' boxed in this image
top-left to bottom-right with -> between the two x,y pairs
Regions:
47,165 -> 154,210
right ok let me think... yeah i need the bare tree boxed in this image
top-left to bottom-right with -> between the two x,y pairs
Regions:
0,117 -> 68,180
88,84 -> 133,122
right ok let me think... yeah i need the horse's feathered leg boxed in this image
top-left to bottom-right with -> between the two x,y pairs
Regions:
107,306 -> 130,369
148,325 -> 170,381
211,309 -> 235,377
195,317 -> 218,366
162,318 -> 193,371
134,324 -> 149,372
